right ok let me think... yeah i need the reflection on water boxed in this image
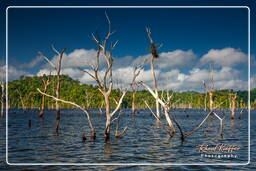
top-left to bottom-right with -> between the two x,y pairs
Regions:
0,108 -> 254,170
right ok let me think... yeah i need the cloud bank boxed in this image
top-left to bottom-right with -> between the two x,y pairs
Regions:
5,47 -> 251,92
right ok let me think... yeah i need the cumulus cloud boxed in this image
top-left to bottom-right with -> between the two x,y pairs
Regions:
251,74 -> 256,89
41,49 -> 105,69
19,55 -> 44,68
200,47 -> 247,66
157,67 -> 247,91
132,49 -> 196,69
35,48 -> 249,91
0,65 -> 32,81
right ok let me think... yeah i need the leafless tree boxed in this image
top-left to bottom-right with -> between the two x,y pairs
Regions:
39,73 -> 51,118
80,12 -> 127,141
229,91 -> 237,119
145,27 -> 161,119
37,88 -> 96,139
140,81 -> 177,136
131,65 -> 143,114
39,45 -> 66,133
0,81 -> 4,117
203,65 -> 215,110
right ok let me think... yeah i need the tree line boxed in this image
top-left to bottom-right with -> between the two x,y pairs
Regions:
6,74 -> 255,110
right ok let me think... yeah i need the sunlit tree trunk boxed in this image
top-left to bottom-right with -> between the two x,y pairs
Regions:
209,91 -> 213,110
39,45 -> 66,133
39,74 -> 51,118
230,93 -> 237,119
0,82 -> 4,117
131,90 -> 136,114
146,28 -> 161,120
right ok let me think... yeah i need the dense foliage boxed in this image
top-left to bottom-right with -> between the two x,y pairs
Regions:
5,75 -> 255,109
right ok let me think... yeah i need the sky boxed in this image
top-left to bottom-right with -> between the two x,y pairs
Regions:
1,5 -> 255,92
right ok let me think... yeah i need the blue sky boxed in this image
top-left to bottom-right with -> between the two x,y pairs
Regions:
1,2 -> 255,91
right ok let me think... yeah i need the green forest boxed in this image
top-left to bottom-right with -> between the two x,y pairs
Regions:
5,75 -> 256,109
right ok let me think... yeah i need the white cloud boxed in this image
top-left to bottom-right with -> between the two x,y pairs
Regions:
132,49 -> 196,69
200,47 -> 247,66
42,49 -> 105,69
0,65 -> 32,81
19,55 -> 44,68
251,74 -> 256,89
156,67 -> 247,91
35,48 -> 249,91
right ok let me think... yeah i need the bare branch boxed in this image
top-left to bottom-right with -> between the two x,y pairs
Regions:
38,52 -> 57,70
51,44 -> 60,55
110,90 -> 127,117
37,88 -> 95,134
79,68 -> 97,80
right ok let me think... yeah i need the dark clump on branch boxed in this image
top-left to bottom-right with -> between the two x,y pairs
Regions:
150,43 -> 159,58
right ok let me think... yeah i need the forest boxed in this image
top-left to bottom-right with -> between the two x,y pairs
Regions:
5,74 -> 255,110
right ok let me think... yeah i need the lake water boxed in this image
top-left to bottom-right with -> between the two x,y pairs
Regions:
0,108 -> 255,170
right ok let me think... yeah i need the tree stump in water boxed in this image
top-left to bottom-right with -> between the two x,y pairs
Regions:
28,119 -> 31,128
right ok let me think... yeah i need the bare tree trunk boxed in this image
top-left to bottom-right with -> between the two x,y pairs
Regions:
104,94 -> 111,141
39,46 -> 66,133
55,74 -> 61,133
39,93 -> 45,117
39,83 -> 49,118
0,82 -> 4,117
163,107 -> 175,133
209,91 -> 213,110
140,81 -> 175,133
150,59 -> 160,119
230,94 -> 237,119
132,90 -> 136,114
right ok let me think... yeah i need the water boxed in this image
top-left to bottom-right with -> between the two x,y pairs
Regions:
0,108 -> 255,170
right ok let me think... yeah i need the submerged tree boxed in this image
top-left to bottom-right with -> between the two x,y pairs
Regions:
229,91 -> 237,119
38,73 -> 51,118
80,13 -> 126,141
37,88 -> 96,139
145,27 -> 161,119
203,66 -> 215,110
0,81 -> 4,117
131,66 -> 143,114
39,45 -> 66,133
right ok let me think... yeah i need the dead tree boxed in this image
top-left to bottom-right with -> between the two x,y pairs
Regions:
0,81 -> 4,117
229,91 -> 237,120
203,66 -> 215,110
140,81 -> 178,137
131,66 -> 143,114
39,45 -> 66,133
80,13 -> 127,141
146,27 -> 161,119
85,89 -> 93,109
37,88 -> 96,139
112,97 -> 128,138
39,73 -> 51,118
16,89 -> 31,113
